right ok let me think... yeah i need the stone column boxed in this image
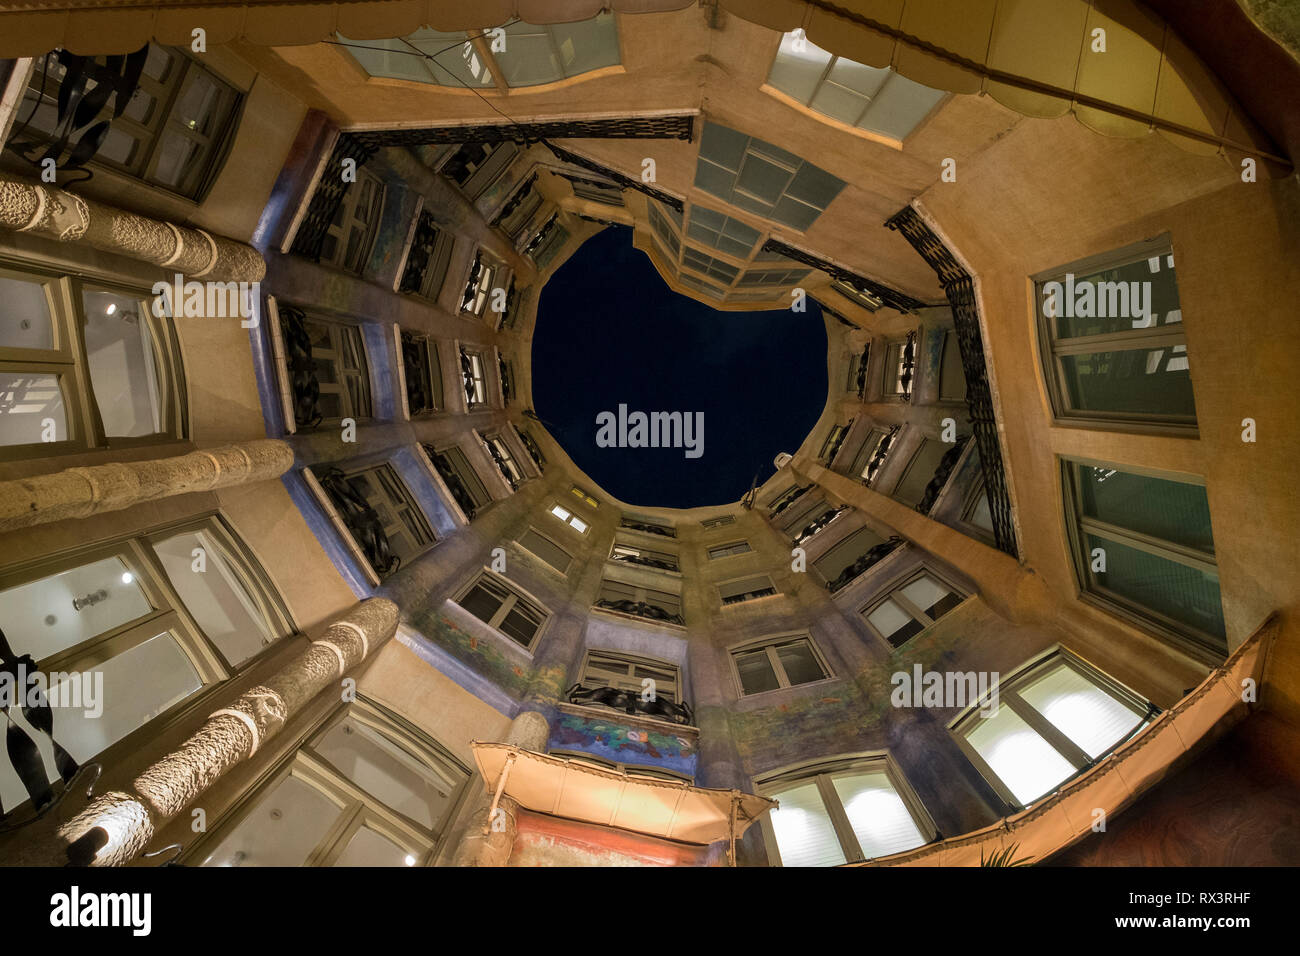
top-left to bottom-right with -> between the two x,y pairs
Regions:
449,710 -> 549,867
0,175 -> 265,283
47,598 -> 399,867
0,439 -> 294,532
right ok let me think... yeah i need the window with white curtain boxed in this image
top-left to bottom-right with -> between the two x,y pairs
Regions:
756,755 -> 933,866
953,651 -> 1151,808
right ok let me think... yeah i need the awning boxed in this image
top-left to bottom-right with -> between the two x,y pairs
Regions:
470,742 -> 775,846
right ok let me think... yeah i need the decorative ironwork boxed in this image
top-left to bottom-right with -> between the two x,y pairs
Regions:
863,425 -> 901,486
916,436 -> 970,516
826,536 -> 904,593
498,355 -> 514,405
398,210 -> 443,296
423,444 -> 481,520
523,213 -> 560,259
491,172 -> 538,227
517,427 -> 547,471
0,625 -> 81,817
620,518 -> 676,539
899,329 -> 918,402
610,552 -> 680,573
544,141 -> 686,212
794,505 -> 848,546
769,483 -> 813,517
400,331 -> 436,416
291,132 -> 379,262
886,206 -> 1018,557
459,348 -> 482,409
819,420 -> 853,464
566,683 -> 694,726
854,343 -> 871,400
760,238 -> 931,314
594,599 -> 685,627
278,304 -> 323,430
352,114 -> 696,150
317,468 -> 399,576
722,582 -> 777,605
460,251 -> 484,311
483,436 -> 521,491
498,279 -> 520,330
5,47 -> 149,187
577,213 -> 621,226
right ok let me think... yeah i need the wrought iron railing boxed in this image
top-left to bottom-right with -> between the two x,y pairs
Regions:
483,437 -> 521,491
863,425 -> 901,486
424,444 -> 482,520
885,206 -> 1018,557
916,436 -> 970,515
545,141 -> 686,212
769,483 -> 813,518
491,172 -> 538,227
899,329 -> 918,402
594,599 -> 684,627
523,213 -> 560,259
460,251 -> 484,311
317,467 -> 399,576
517,427 -> 546,471
566,683 -> 694,726
760,238 -> 930,314
278,304 -> 323,430
291,132 -> 379,262
498,355 -> 514,405
794,505 -> 848,546
826,536 -> 904,593
353,114 -> 696,149
398,210 -> 442,296
620,518 -> 676,539
459,348 -> 482,408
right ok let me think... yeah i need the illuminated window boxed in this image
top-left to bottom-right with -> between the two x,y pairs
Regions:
459,346 -> 488,407
767,31 -> 945,141
861,569 -> 964,648
953,651 -> 1151,808
570,485 -> 599,509
548,502 -> 590,534
756,755 -> 934,866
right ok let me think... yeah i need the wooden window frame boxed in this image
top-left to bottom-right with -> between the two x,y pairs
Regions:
396,328 -> 442,418
517,526 -> 573,575
728,632 -> 833,698
578,648 -> 682,704
321,166 -> 385,275
859,566 -> 967,648
453,569 -> 551,651
707,540 -> 752,560
335,461 -> 436,568
547,500 -> 591,535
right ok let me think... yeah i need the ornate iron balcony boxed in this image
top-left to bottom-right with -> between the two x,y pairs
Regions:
769,483 -> 813,518
899,330 -> 918,402
916,436 -> 970,515
610,552 -> 680,573
424,444 -> 482,520
566,683 -> 694,726
794,505 -> 848,546
620,518 -> 676,539
854,343 -> 871,400
517,427 -> 547,471
317,468 -> 399,577
594,599 -> 684,627
826,536 -> 904,593
863,425 -> 901,486
278,304 -> 323,430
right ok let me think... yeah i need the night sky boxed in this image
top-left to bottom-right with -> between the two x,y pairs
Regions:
532,225 -> 827,509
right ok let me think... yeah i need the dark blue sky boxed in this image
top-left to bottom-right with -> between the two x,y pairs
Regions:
532,225 -> 827,508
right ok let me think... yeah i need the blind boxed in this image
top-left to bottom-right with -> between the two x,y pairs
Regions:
893,439 -> 949,506
1017,661 -> 1144,759
766,782 -> 847,867
965,706 -> 1076,806
831,771 -> 926,860
520,529 -> 571,574
814,527 -> 885,583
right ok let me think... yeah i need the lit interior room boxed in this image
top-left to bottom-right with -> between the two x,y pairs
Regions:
0,0 -> 1297,873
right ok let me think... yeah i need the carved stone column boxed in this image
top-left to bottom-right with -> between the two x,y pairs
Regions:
449,710 -> 549,867
0,439 -> 295,532
0,175 -> 265,282
49,597 -> 398,867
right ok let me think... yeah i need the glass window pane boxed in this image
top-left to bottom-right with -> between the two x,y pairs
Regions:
0,555 -> 152,661
832,771 -> 926,859
900,575 -> 960,620
768,31 -> 832,102
550,13 -> 621,77
969,491 -> 994,532
735,649 -> 780,695
334,826 -> 411,867
313,716 -> 459,831
0,275 -> 55,349
201,774 -> 340,866
152,133 -> 202,188
82,289 -> 164,437
858,72 -> 946,138
965,705 -> 1077,805
767,781 -> 846,867
153,529 -> 276,666
1086,533 -> 1225,640
1078,467 -> 1214,552
1060,348 -> 1195,418
775,641 -> 826,686
498,24 -> 561,86
0,372 -> 66,446
867,597 -> 913,641
1017,661 -> 1145,759
1048,253 -> 1182,339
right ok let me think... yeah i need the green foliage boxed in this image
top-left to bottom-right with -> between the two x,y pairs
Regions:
980,843 -> 1034,867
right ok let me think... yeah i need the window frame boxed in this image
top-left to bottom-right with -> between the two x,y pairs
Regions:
718,573 -> 779,606
728,632 -> 834,698
453,569 -> 551,652
320,166 -> 385,275
577,648 -> 682,705
547,500 -> 591,535
516,526 -> 573,575
707,540 -> 752,560
396,328 -> 442,418
859,566 -> 968,648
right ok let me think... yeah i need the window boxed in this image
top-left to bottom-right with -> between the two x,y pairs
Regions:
482,432 -> 523,490
814,526 -> 891,592
832,279 -> 884,313
399,331 -> 441,416
426,444 -> 492,520
737,265 -> 811,288
681,246 -> 739,285
459,346 -> 488,408
17,45 -> 241,200
518,528 -> 572,575
756,755 -> 933,866
731,634 -> 830,696
495,15 -> 621,86
620,515 -> 676,538
719,575 -> 777,605
0,266 -> 184,456
461,252 -> 506,318
767,31 -> 945,141
694,122 -> 846,231
708,540 -> 752,560
283,312 -> 371,425
892,438 -> 951,508
548,502 -> 590,534
1034,239 -> 1195,428
193,699 -> 470,866
848,427 -> 889,483
610,542 -> 680,573
647,202 -> 682,259
524,214 -> 568,267
701,514 -> 735,530
862,570 -> 965,647
687,206 -> 760,258
518,427 -> 547,471
817,422 -> 850,464
321,167 -> 384,274
678,273 -> 726,301
398,212 -> 455,301
883,332 -> 917,398
440,141 -> 519,200
497,177 -> 543,240
595,579 -> 684,626
319,463 -> 435,572
567,175 -> 624,206
939,330 -> 967,402
339,27 -> 495,87
960,478 -> 996,541
455,572 -> 549,649
1063,460 -> 1225,655
578,650 -> 681,704
0,517 -> 291,813
570,485 -> 599,509
954,651 -> 1150,808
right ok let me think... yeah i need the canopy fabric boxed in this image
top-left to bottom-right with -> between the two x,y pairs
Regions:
854,613 -> 1280,867
470,742 -> 775,845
